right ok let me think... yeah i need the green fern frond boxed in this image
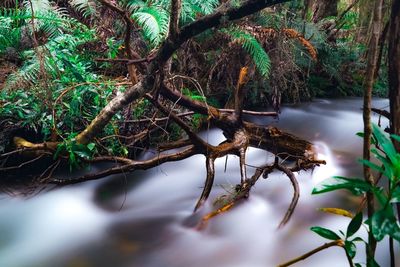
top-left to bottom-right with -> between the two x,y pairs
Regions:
222,28 -> 271,77
191,0 -> 218,15
124,0 -> 146,12
23,0 -> 52,14
70,0 -> 97,19
131,6 -> 169,47
151,0 -> 218,24
0,15 -> 21,52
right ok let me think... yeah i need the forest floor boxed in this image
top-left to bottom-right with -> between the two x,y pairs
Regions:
0,59 -> 16,90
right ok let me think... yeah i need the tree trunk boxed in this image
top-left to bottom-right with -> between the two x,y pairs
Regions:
388,0 -> 400,250
388,0 -> 400,150
312,0 -> 338,22
363,0 -> 384,263
356,0 -> 373,42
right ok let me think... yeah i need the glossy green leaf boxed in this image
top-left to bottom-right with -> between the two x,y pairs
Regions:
310,226 -> 340,240
371,150 -> 395,180
87,142 -> 95,151
312,176 -> 372,195
372,124 -> 398,166
371,208 -> 400,242
346,212 -> 363,238
344,240 -> 356,259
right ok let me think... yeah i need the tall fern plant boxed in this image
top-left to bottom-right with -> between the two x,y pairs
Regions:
221,27 -> 272,77
1,0 -> 95,89
122,0 -> 218,47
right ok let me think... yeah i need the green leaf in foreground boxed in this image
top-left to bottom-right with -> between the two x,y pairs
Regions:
344,240 -> 356,259
346,212 -> 363,238
312,176 -> 372,195
371,209 -> 400,242
310,226 -> 341,240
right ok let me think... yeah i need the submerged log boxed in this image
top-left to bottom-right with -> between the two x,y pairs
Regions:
244,123 -> 315,159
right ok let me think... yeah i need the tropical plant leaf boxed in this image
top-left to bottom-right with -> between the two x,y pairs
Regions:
346,212 -> 363,238
344,240 -> 356,259
372,123 -> 399,166
312,176 -> 372,195
222,28 -> 271,77
371,208 -> 400,242
310,226 -> 341,240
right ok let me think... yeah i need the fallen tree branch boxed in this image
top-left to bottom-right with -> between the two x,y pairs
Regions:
371,107 -> 390,119
123,109 -> 278,123
50,145 -> 198,185
276,162 -> 299,228
0,155 -> 45,172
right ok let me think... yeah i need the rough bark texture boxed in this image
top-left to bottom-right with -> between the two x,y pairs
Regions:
363,0 -> 384,262
169,0 -> 182,39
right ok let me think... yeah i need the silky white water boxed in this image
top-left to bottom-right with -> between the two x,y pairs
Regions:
0,98 -> 397,267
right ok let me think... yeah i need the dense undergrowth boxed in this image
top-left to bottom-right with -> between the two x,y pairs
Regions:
0,0 -> 389,157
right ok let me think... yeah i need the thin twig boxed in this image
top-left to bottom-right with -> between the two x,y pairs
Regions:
0,155 -> 44,171
278,240 -> 345,267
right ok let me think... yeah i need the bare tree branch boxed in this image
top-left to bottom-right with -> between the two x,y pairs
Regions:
50,145 -> 198,185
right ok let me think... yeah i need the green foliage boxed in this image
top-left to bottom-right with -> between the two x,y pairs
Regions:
131,5 -> 169,47
310,213 -> 364,262
221,28 -> 271,77
312,123 -> 400,266
310,226 -> 340,240
0,10 -> 22,53
307,41 -> 367,97
70,0 -> 98,19
182,87 -> 220,107
346,212 -> 363,238
124,0 -> 218,47
312,176 -> 372,196
54,135 -> 97,170
133,99 -> 151,119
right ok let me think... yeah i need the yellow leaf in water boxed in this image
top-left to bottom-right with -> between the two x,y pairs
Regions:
318,208 -> 354,218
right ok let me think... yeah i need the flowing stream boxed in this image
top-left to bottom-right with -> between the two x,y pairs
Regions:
0,98 -> 398,267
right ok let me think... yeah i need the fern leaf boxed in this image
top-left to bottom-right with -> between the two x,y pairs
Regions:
191,0 -> 219,15
70,0 -> 97,19
23,0 -> 52,14
222,28 -> 271,77
124,0 -> 146,12
131,6 -> 169,47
